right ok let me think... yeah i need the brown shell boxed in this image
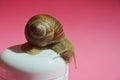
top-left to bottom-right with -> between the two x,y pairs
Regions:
25,14 -> 65,47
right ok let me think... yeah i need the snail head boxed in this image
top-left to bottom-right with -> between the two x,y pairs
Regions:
25,14 -> 65,47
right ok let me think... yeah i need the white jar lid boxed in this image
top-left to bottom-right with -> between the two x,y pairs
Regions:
0,45 -> 68,80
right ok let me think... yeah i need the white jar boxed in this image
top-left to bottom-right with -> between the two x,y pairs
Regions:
0,45 -> 69,80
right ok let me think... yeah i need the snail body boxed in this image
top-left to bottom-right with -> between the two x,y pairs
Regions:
22,14 -> 76,66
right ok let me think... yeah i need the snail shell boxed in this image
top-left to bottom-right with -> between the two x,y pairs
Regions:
25,14 -> 65,47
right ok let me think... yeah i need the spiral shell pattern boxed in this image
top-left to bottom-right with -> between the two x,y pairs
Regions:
25,14 -> 65,47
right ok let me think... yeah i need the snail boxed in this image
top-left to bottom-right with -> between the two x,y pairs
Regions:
21,14 -> 77,68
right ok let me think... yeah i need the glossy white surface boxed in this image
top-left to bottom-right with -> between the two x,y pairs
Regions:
0,45 -> 68,80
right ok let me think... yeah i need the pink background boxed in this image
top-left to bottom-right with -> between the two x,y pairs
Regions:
0,0 -> 120,80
